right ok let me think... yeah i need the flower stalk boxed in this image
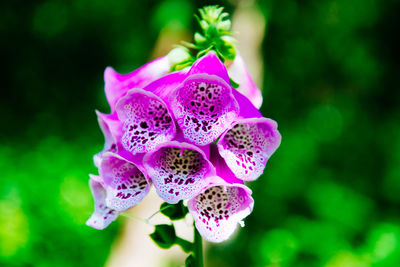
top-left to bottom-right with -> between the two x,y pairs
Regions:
194,225 -> 204,267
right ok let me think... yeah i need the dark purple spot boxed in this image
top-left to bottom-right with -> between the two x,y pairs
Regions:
140,122 -> 148,129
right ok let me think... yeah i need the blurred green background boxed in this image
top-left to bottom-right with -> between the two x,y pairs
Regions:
1,0 -> 400,266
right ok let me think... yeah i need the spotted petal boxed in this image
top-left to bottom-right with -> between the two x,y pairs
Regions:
99,152 -> 150,212
228,53 -> 263,109
188,177 -> 254,243
143,141 -> 216,204
115,88 -> 176,155
105,57 -> 171,112
170,74 -> 239,145
86,175 -> 119,230
217,118 -> 281,181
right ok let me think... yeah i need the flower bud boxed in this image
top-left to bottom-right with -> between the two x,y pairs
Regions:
194,32 -> 207,45
218,20 -> 231,32
200,20 -> 209,31
167,47 -> 192,67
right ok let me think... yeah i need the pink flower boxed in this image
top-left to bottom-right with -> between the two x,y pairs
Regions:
188,177 -> 254,243
87,52 -> 281,242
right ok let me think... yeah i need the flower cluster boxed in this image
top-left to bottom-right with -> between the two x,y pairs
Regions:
86,51 -> 281,243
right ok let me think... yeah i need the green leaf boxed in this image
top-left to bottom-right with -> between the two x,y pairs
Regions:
149,224 -> 176,249
176,237 -> 194,253
185,254 -> 196,267
160,200 -> 188,221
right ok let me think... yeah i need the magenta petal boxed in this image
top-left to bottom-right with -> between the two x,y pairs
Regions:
86,175 -> 119,230
115,88 -> 176,154
188,177 -> 254,243
105,57 -> 170,111
170,74 -> 239,145
209,144 -> 243,185
93,111 -> 123,167
228,53 -> 263,109
232,90 -> 262,119
217,118 -> 281,181
99,152 -> 150,211
187,52 -> 230,84
144,70 -> 188,101
143,141 -> 216,204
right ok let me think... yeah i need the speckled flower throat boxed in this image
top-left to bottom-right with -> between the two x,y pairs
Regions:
86,5 -> 281,265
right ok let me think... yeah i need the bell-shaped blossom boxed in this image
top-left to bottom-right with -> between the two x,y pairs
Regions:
188,177 -> 254,243
217,118 -> 281,181
86,175 -> 119,230
98,152 -> 151,211
228,53 -> 263,109
143,141 -> 215,204
115,88 -> 176,154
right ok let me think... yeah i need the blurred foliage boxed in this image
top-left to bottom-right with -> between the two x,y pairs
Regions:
1,0 -> 400,266
207,0 -> 400,266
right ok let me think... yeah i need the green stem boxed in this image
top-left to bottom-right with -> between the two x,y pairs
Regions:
120,212 -> 151,225
194,224 -> 204,267
146,204 -> 173,223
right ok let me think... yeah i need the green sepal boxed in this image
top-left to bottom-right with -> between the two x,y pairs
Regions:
171,60 -> 194,72
160,200 -> 189,221
181,41 -> 201,50
214,48 -> 226,63
230,77 -> 239,89
149,224 -> 176,249
196,46 -> 215,59
218,35 -> 236,60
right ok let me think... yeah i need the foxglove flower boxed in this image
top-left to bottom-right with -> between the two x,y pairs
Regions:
97,152 -> 151,211
143,141 -> 215,204
87,50 -> 281,243
188,177 -> 254,243
86,175 -> 119,230
115,89 -> 176,154
217,118 -> 281,181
